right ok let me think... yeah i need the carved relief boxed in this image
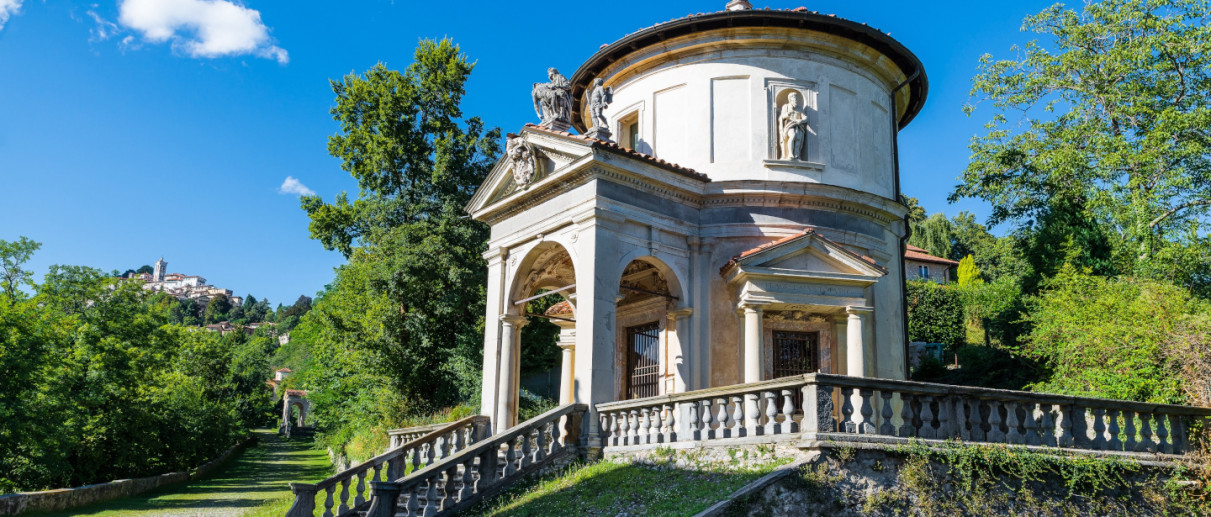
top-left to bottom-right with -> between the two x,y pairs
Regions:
505,133 -> 537,189
777,89 -> 810,161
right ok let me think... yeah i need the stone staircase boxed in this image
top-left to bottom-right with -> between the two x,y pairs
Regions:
285,405 -> 585,517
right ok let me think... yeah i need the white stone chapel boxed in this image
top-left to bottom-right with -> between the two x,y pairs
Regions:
467,2 -> 928,443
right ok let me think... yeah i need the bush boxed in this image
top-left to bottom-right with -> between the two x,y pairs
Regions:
906,281 -> 965,348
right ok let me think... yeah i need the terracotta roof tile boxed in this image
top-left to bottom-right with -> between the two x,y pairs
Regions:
544,300 -> 574,316
524,124 -> 710,182
905,244 -> 959,266
285,389 -> 307,397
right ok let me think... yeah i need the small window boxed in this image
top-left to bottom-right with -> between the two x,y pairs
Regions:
919,265 -> 930,279
618,112 -> 640,150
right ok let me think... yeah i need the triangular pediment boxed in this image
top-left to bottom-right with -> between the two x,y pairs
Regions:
465,127 -> 594,217
725,230 -> 886,284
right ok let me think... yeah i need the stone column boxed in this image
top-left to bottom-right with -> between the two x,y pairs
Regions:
667,308 -> 693,394
846,306 -> 873,378
688,238 -> 713,390
743,304 -> 764,383
480,248 -> 507,428
571,210 -> 624,452
555,320 -> 576,404
497,314 -> 528,434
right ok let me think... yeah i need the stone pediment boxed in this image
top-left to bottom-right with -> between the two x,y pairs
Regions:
464,127 -> 595,217
722,229 -> 887,286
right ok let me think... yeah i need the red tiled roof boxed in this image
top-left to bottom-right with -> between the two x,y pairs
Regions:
276,368 -> 292,372
719,228 -> 888,275
285,389 -> 307,397
524,124 -> 710,182
905,244 -> 959,266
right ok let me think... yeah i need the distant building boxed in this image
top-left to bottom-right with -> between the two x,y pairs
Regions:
126,257 -> 242,306
904,244 -> 959,284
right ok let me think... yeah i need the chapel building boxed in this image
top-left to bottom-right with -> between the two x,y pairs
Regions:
466,1 -> 928,443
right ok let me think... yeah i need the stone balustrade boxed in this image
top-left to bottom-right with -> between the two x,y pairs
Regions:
387,423 -> 453,449
597,374 -> 1211,457
362,404 -> 585,517
285,415 -> 490,517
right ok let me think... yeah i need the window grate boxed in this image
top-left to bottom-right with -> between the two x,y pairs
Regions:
626,322 -> 661,399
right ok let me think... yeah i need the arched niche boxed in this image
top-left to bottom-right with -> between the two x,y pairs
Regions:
615,256 -> 684,400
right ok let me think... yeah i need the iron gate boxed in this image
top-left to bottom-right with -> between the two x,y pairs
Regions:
626,322 -> 661,399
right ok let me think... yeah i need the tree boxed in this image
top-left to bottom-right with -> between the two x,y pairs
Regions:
204,294 -> 232,323
955,0 -> 1211,287
297,39 -> 500,413
909,213 -> 954,259
0,237 -> 41,303
956,255 -> 983,286
900,195 -> 927,226
281,295 -> 312,320
135,265 -> 154,275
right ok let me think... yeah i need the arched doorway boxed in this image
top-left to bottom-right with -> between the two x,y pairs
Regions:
615,258 -> 683,400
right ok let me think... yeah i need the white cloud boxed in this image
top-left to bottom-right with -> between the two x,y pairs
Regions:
88,9 -> 121,41
279,176 -> 315,197
118,0 -> 288,64
0,0 -> 23,31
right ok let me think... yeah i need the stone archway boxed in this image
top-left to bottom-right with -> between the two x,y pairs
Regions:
281,389 -> 310,436
615,257 -> 686,400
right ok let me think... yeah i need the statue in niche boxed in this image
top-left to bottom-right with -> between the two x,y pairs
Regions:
532,68 -> 573,131
506,133 -> 536,188
778,91 -> 810,161
585,78 -> 614,141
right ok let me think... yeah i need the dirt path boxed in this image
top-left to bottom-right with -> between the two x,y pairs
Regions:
38,430 -> 332,517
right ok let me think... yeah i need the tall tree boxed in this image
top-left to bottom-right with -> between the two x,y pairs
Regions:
299,38 -> 500,410
955,0 -> 1211,286
0,237 -> 41,303
204,294 -> 232,323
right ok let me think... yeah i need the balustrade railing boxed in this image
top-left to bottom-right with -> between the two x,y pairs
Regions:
387,422 -> 451,449
285,415 -> 490,517
362,404 -> 585,517
597,373 -> 1211,457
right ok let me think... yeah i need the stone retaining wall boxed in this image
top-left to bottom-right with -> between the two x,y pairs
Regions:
0,436 -> 254,516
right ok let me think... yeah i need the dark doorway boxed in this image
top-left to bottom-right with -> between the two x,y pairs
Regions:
773,330 -> 819,378
626,322 -> 661,399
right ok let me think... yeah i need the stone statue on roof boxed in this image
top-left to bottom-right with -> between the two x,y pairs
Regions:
585,78 -> 614,141
532,68 -> 573,132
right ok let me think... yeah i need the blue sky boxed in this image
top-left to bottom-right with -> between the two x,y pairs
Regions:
0,0 -> 1055,307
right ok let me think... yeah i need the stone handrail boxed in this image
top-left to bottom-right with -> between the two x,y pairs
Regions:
362,404 -> 586,517
286,415 -> 490,517
597,373 -> 1211,456
387,422 -> 452,449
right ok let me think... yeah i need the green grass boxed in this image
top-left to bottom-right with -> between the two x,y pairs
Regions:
34,429 -> 333,517
466,457 -> 789,517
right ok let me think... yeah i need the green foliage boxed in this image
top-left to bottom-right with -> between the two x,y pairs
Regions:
0,236 -> 41,303
905,281 -> 965,348
909,213 -> 954,260
0,250 -> 277,493
204,293 -> 233,323
956,0 -> 1211,293
1020,265 -> 1210,404
956,255 -> 982,286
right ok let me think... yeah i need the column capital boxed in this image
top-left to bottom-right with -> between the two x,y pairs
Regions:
500,314 -> 529,327
668,307 -> 694,320
845,305 -> 874,316
738,301 -> 768,313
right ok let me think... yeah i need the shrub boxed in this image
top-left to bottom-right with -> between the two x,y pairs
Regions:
906,280 -> 965,348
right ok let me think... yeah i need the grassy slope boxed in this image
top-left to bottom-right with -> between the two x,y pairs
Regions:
466,457 -> 789,517
33,430 -> 332,517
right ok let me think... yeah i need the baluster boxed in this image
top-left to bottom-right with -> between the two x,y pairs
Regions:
404,483 -> 420,516
1124,411 -> 1138,451
423,475 -> 439,516
534,423 -> 549,462
1156,413 -> 1172,454
641,407 -> 653,445
731,395 -> 745,437
918,396 -> 936,439
520,429 -> 533,468
1091,408 -> 1107,449
953,398 -> 969,440
371,462 -> 383,485
410,445 -> 422,475
1023,403 -> 1041,445
702,399 -> 715,439
781,389 -> 795,434
663,403 -> 676,442
879,391 -> 895,436
716,398 -> 729,438
503,437 -> 517,477
1171,414 -> 1188,455
321,485 -> 336,517
651,405 -> 664,443
1072,405 -> 1091,448
1005,401 -> 1022,444
857,389 -> 876,434
899,393 -> 916,437
1057,405 -> 1073,448
688,401 -> 701,440
438,466 -> 456,511
355,469 -> 368,506
609,411 -> 620,446
459,458 -> 475,502
1107,409 -> 1122,451
744,392 -> 761,432
764,392 -> 778,435
1138,412 -> 1155,452
441,433 -> 452,460
840,387 -> 856,434
986,400 -> 1004,442
550,416 -> 564,455
476,445 -> 498,491
969,399 -> 985,441
1037,404 -> 1055,446
938,396 -> 953,439
337,478 -> 351,514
